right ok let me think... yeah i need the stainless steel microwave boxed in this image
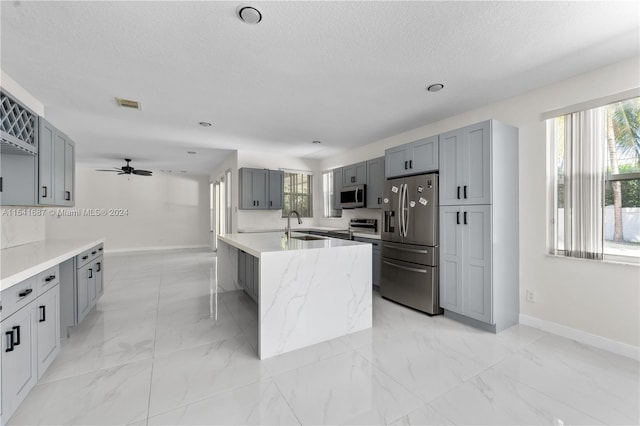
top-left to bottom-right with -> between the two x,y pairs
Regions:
340,185 -> 366,209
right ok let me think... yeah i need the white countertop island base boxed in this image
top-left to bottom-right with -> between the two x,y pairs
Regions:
218,233 -> 372,359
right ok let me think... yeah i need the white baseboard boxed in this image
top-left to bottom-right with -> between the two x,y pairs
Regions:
104,244 -> 211,254
519,314 -> 640,361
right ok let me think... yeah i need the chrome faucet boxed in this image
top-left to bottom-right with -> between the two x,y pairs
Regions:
285,210 -> 303,239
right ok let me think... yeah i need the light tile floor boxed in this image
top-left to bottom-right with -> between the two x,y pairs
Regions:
8,249 -> 639,425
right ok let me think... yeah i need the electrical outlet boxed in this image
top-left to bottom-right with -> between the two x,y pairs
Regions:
526,289 -> 537,303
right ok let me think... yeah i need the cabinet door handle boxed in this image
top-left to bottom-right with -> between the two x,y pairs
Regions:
42,186 -> 48,197
82,255 -> 89,260
39,305 -> 46,322
464,185 -> 468,199
12,326 -> 20,346
456,212 -> 460,225
99,247 -> 103,251
404,161 -> 408,170
409,160 -> 413,169
270,201 -> 272,207
18,288 -> 33,298
378,197 -> 382,204
253,200 -> 256,206
65,191 -> 71,201
5,331 -> 14,352
257,200 -> 259,206
45,275 -> 56,282
97,262 -> 101,272
457,186 -> 461,199
88,268 -> 93,279
92,251 -> 97,255
464,212 -> 468,225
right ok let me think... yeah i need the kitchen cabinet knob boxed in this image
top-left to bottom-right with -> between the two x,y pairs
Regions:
18,288 -> 33,298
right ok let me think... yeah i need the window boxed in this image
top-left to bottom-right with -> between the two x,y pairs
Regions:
548,96 -> 640,262
322,171 -> 342,218
282,172 -> 312,217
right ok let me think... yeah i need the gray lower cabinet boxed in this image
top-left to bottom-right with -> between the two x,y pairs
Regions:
385,135 -> 438,178
440,205 -> 492,323
0,275 -> 61,423
39,118 -> 75,206
353,237 -> 381,287
237,250 -> 259,302
36,285 -> 60,379
240,168 -> 283,210
366,157 -> 384,208
73,245 -> 104,325
1,301 -> 37,423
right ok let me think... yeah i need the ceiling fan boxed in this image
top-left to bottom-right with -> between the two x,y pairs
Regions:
96,158 -> 152,176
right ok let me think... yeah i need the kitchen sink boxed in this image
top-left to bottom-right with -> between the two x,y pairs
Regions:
291,235 -> 326,241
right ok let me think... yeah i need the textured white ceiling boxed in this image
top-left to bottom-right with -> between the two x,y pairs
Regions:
1,1 -> 639,174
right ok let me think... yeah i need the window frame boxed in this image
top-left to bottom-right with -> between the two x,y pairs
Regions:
547,96 -> 640,264
282,171 -> 313,218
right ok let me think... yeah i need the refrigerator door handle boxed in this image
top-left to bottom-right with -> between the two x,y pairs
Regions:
397,183 -> 404,237
382,244 -> 428,254
383,260 -> 428,274
402,183 -> 409,237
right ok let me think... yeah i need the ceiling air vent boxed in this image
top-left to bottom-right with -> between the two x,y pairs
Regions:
115,97 -> 141,110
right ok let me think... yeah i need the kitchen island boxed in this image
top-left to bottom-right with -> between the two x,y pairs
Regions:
217,232 -> 372,359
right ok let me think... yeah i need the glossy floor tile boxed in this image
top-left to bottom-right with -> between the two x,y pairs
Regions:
8,249 -> 639,425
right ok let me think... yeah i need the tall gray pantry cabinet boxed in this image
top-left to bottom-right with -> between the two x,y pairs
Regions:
438,119 -> 519,332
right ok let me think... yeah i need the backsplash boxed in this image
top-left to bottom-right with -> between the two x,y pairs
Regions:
237,208 -> 382,234
315,208 -> 382,234
1,212 -> 46,249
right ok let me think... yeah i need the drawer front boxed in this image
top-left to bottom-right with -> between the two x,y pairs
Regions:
381,242 -> 438,266
36,265 -> 60,295
76,243 -> 103,268
76,249 -> 93,268
0,276 -> 37,320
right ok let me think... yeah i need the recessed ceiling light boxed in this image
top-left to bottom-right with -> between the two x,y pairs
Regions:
187,151 -> 197,155
312,140 -> 322,144
237,5 -> 262,24
199,121 -> 212,127
426,83 -> 444,92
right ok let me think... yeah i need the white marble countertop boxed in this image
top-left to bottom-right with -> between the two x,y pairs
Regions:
218,232 -> 366,258
1,237 -> 105,291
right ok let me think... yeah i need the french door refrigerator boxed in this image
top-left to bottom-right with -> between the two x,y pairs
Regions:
381,173 -> 442,315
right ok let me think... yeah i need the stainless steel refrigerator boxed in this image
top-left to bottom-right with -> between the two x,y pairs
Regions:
381,173 -> 442,315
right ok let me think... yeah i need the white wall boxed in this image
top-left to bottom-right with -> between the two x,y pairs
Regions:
320,56 -> 640,348
46,167 -> 211,251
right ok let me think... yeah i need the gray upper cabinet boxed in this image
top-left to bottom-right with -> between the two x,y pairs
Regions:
342,162 -> 366,186
438,119 -> 519,333
53,132 -> 75,206
39,118 -> 75,206
268,170 -> 284,209
333,168 -> 343,210
385,135 -> 439,178
239,168 -> 283,210
366,157 -> 384,208
439,121 -> 491,206
38,119 -> 55,204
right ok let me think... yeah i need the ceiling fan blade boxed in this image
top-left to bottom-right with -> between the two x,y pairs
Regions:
96,169 -> 122,172
132,170 -> 152,176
